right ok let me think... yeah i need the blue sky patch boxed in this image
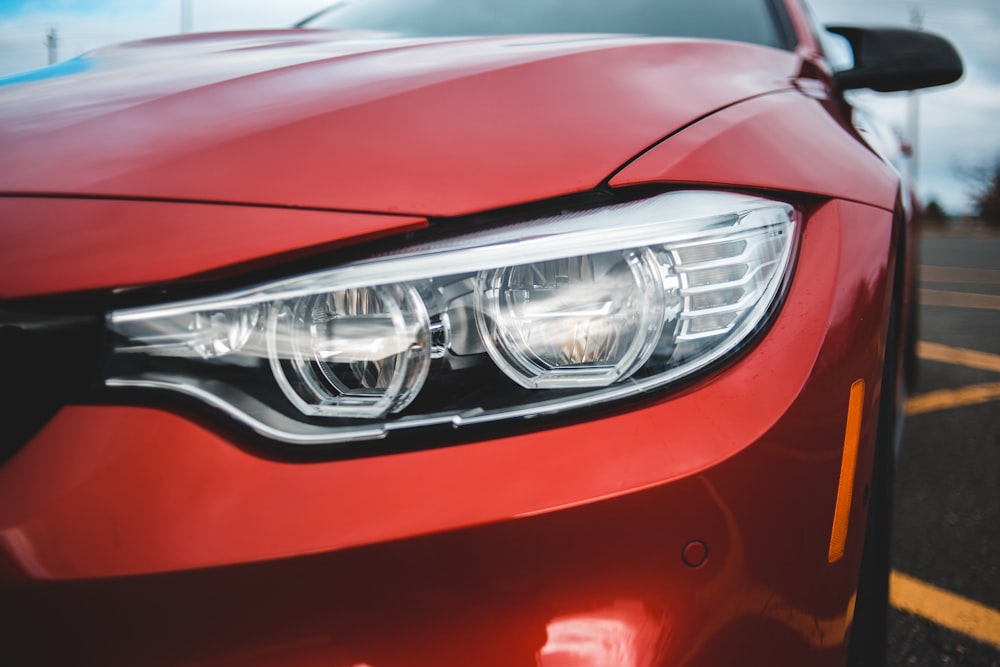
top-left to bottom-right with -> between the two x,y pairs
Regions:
0,53 -> 91,85
0,1 -> 153,18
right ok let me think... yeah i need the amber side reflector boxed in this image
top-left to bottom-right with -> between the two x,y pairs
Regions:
828,379 -> 866,563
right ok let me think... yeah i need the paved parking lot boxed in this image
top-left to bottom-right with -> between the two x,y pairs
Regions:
888,229 -> 1000,666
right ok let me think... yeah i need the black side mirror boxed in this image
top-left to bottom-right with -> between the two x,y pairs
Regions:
827,26 -> 963,92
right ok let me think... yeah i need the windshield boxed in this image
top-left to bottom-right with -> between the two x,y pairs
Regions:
301,0 -> 796,50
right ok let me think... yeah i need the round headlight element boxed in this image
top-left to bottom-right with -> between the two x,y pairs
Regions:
268,284 -> 431,418
475,248 -> 666,389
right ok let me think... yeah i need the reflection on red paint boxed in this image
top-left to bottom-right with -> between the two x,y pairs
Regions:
536,601 -> 665,667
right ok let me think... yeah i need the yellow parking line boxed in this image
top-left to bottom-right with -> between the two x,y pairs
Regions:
906,382 -> 1000,416
918,341 -> 1000,374
891,570 -> 1000,650
921,265 -> 1000,285
919,289 -> 1000,311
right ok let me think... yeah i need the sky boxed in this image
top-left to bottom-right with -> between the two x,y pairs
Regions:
0,0 -> 997,215
809,0 -> 1000,215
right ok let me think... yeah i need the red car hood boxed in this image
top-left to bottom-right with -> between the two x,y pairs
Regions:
0,30 -> 801,217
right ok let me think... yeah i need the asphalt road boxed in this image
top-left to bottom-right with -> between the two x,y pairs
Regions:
887,228 -> 1000,666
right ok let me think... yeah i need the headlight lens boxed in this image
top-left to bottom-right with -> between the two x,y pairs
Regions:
106,191 -> 797,446
476,249 -> 667,389
270,284 -> 431,418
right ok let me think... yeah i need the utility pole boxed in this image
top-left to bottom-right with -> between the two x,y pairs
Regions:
45,27 -> 58,65
181,0 -> 193,34
907,6 -> 924,191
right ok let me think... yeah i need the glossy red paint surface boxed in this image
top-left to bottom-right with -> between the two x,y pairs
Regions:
0,1 -> 916,664
0,198 -> 425,298
0,201 -> 848,579
1,200 -> 894,665
0,32 -> 801,216
611,91 -> 900,211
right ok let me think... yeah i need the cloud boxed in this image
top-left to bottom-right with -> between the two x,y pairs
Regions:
810,0 -> 1000,214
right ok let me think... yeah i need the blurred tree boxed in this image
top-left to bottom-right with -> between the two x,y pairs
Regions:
921,199 -> 948,225
968,156 -> 1000,225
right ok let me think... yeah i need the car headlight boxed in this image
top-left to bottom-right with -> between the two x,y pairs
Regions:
105,191 -> 797,446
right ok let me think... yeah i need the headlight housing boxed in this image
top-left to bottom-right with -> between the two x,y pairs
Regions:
106,191 -> 797,446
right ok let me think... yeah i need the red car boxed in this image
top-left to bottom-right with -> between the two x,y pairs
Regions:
0,1 -> 961,665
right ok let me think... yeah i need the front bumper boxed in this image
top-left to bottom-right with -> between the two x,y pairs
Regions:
0,199 -> 894,666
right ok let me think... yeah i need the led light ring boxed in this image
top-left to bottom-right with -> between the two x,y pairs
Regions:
269,283 -> 432,418
475,247 -> 667,389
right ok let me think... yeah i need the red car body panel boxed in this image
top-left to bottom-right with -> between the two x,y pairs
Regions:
611,91 -> 900,211
0,33 -> 801,216
1,200 -> 893,666
0,1 -> 916,664
0,198 -> 426,299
